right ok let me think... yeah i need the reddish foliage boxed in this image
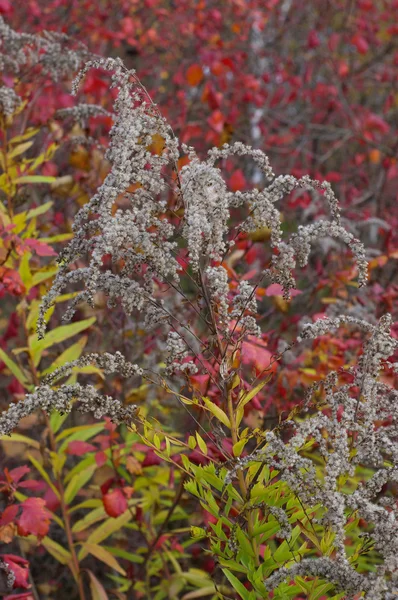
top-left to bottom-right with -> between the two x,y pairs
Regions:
17,498 -> 51,539
66,441 -> 96,456
1,554 -> 30,589
102,488 -> 128,518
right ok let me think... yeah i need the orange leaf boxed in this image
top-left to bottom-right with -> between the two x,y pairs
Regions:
186,64 -> 204,87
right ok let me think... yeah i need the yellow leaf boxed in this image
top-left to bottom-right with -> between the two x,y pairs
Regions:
237,379 -> 268,411
0,433 -> 40,449
83,543 -> 126,575
188,436 -> 197,450
41,536 -> 72,565
0,348 -> 31,389
9,128 -> 39,144
7,141 -> 33,160
79,511 -> 132,557
87,570 -> 109,600
202,397 -> 231,428
195,432 -> 208,455
232,438 -> 247,457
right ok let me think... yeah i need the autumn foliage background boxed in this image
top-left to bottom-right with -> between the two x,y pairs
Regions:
0,0 -> 397,599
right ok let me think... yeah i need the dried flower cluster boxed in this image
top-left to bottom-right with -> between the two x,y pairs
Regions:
0,16 -> 88,78
226,315 -> 398,598
37,59 -> 368,358
2,58 -> 371,433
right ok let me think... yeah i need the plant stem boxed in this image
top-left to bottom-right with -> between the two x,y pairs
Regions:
227,382 -> 260,566
21,310 -> 87,600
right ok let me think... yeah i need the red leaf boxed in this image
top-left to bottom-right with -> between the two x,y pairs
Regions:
351,34 -> 369,55
142,449 -> 162,467
18,480 -> 44,491
307,30 -> 320,49
43,486 -> 60,512
95,451 -> 107,467
0,505 -> 19,527
364,114 -> 390,135
0,267 -> 25,296
17,498 -> 51,539
0,0 -> 12,15
25,239 -> 56,257
242,337 -> 277,376
265,283 -> 301,297
186,64 -> 204,87
229,169 -> 246,192
7,466 -> 30,485
67,441 -> 96,456
4,594 -> 35,600
102,488 -> 128,518
1,554 -> 30,589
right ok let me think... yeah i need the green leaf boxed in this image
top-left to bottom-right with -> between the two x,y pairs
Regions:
64,464 -> 97,505
15,175 -> 57,184
233,438 -> 247,458
72,506 -> 107,533
29,317 -> 96,366
0,348 -> 32,389
26,201 -> 53,220
188,436 -> 196,450
222,568 -> 251,600
50,410 -> 69,435
19,252 -> 33,290
31,266 -> 58,287
41,336 -> 88,377
102,545 -> 144,564
27,453 -> 60,499
57,423 -> 104,454
79,511 -> 132,558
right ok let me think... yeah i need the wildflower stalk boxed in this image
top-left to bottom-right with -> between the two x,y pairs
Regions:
20,309 -> 87,600
226,378 -> 260,567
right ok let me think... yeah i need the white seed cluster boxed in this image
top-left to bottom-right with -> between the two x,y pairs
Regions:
165,330 -> 198,376
0,16 -> 89,78
181,158 -> 230,270
0,85 -> 21,117
225,315 -> 398,597
0,558 -> 15,590
231,280 -> 261,336
55,104 -> 111,127
37,57 -> 180,339
205,266 -> 230,329
0,383 -> 137,437
36,56 -> 368,368
0,352 -> 143,436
